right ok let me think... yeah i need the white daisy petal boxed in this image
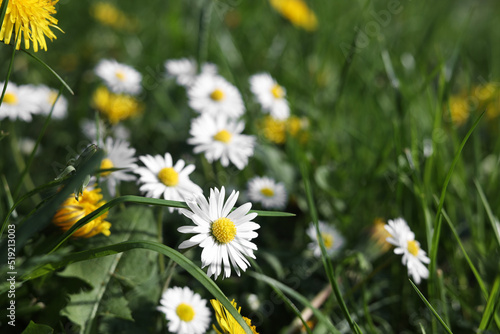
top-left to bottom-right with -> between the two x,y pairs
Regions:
95,59 -> 142,95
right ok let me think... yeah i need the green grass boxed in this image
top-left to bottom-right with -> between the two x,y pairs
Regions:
0,0 -> 499,333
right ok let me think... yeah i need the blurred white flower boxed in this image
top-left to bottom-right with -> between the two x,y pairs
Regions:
95,59 -> 142,95
178,186 -> 260,280
134,153 -> 202,212
188,74 -> 244,119
81,119 -> 131,141
33,84 -> 68,119
249,73 -> 290,120
165,58 -> 217,87
157,286 -> 211,334
247,176 -> 287,209
188,113 -> 255,170
385,217 -> 430,284
306,221 -> 344,258
0,82 -> 39,121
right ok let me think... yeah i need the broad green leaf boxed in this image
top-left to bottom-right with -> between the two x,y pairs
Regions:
59,206 -> 157,334
21,321 -> 54,334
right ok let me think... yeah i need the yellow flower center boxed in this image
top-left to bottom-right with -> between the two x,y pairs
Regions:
210,89 -> 225,101
157,167 -> 179,187
260,187 -> 274,197
100,158 -> 114,177
322,233 -> 334,249
4,92 -> 18,105
213,129 -> 232,143
211,217 -> 237,244
115,70 -> 126,81
407,240 -> 420,256
176,303 -> 195,322
271,84 -> 285,99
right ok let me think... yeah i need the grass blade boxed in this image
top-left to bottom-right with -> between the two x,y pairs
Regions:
478,276 -> 500,332
301,163 -> 361,334
428,111 -> 484,280
409,279 -> 453,334
21,240 -> 255,334
248,271 -> 341,334
474,180 -> 500,248
20,49 -> 74,95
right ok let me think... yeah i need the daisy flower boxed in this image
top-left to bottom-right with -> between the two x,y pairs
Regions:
52,185 -> 111,238
157,286 -> 211,334
188,74 -> 245,119
133,153 -> 202,212
211,299 -> 259,334
384,217 -> 430,284
306,221 -> 344,258
99,137 -> 138,196
249,73 -> 290,120
165,58 -> 217,87
247,176 -> 287,209
0,82 -> 38,121
178,186 -> 260,280
33,84 -> 68,119
188,113 -> 255,170
0,0 -> 61,52
95,59 -> 142,95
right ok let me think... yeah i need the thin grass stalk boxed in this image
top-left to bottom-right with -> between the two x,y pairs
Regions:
301,163 -> 361,334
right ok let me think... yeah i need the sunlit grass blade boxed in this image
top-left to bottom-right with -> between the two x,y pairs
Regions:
20,49 -> 74,95
474,180 -> 500,248
248,271 -> 341,334
409,279 -> 453,334
21,240 -> 255,334
0,28 -> 18,108
301,163 -> 361,334
478,276 -> 500,332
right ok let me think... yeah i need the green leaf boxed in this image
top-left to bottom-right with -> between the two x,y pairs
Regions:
21,321 -> 54,334
409,279 -> 453,334
58,206 -> 157,334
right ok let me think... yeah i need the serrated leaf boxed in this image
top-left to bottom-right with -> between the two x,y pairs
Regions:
21,321 -> 54,334
59,206 -> 157,334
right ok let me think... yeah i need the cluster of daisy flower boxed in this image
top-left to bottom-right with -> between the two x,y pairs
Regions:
0,82 -> 68,121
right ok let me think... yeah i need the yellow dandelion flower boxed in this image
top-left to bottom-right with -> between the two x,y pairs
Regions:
370,218 -> 392,253
52,187 -> 111,238
92,86 -> 143,124
0,0 -> 62,52
448,95 -> 470,126
211,299 -> 259,334
286,115 -> 309,143
90,2 -> 134,31
259,115 -> 286,144
270,0 -> 318,31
